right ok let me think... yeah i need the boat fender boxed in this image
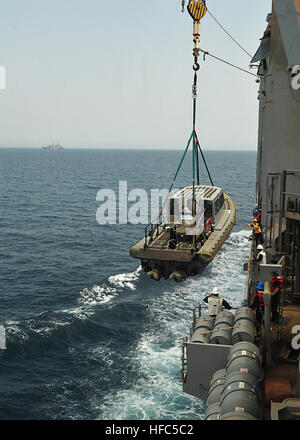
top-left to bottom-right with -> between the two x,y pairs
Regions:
147,269 -> 161,281
169,271 -> 187,282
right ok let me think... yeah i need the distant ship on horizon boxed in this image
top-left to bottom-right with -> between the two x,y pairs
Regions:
42,143 -> 63,150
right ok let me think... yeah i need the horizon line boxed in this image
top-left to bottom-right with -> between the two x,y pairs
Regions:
0,146 -> 258,152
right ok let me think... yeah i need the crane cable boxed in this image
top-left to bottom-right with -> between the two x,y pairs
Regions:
183,1 -> 257,78
199,47 -> 259,78
206,8 -> 253,59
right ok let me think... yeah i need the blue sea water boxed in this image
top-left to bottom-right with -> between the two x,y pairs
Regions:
0,148 -> 256,420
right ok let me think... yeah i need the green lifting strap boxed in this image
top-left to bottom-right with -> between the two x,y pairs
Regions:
192,130 -> 196,216
145,132 -> 194,231
168,71 -> 214,195
168,131 -> 194,194
147,71 -> 214,231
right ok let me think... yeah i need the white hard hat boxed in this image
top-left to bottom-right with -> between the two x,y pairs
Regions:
257,244 -> 263,250
212,287 -> 220,295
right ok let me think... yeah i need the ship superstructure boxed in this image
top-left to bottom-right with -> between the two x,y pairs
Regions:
181,0 -> 300,420
42,143 -> 63,150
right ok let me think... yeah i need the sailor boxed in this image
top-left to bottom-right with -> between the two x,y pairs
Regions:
251,282 -> 265,333
251,244 -> 266,264
252,203 -> 259,217
205,217 -> 212,233
203,287 -> 232,317
270,271 -> 283,322
245,218 -> 264,246
255,206 -> 262,227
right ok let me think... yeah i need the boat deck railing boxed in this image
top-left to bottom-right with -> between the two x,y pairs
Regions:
144,220 -> 165,249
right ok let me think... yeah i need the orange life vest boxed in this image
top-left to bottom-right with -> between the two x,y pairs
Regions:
205,218 -> 211,232
257,291 -> 264,307
271,276 -> 283,292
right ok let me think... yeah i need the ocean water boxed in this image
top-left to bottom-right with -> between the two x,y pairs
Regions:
0,148 -> 256,420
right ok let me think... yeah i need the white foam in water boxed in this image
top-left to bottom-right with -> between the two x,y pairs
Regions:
79,266 -> 142,306
99,230 -> 250,420
5,267 -> 143,342
5,321 -> 30,344
108,266 -> 142,290
99,334 -> 206,420
79,284 -> 118,306
27,267 -> 143,335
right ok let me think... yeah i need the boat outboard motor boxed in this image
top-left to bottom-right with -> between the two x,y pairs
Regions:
169,271 -> 187,282
147,269 -> 161,281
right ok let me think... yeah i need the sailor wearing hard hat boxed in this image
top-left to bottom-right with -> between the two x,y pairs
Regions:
203,287 -> 232,317
251,244 -> 267,264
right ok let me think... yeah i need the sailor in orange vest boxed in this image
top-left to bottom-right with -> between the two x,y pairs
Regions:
205,217 -> 212,233
203,287 -> 232,317
245,218 -> 264,246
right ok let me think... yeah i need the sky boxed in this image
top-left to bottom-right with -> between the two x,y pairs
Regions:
0,0 -> 272,150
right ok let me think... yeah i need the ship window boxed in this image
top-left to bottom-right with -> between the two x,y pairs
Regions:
214,193 -> 224,216
170,199 -> 174,216
204,200 -> 212,219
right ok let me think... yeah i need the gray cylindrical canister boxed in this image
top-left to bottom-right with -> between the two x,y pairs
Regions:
234,307 -> 255,325
220,382 -> 261,419
210,369 -> 227,387
214,311 -> 234,328
220,412 -> 257,420
223,371 -> 260,398
207,369 -> 226,406
204,402 -> 220,420
210,323 -> 232,345
191,324 -> 212,344
231,319 -> 255,345
226,349 -> 264,381
194,316 -> 215,332
229,342 -> 262,364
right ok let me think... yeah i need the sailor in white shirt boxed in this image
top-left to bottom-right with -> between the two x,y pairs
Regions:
203,287 -> 232,317
252,244 -> 266,264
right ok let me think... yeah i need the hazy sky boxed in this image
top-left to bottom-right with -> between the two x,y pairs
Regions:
0,0 -> 271,149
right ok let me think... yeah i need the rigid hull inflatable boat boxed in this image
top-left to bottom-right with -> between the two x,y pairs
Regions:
130,185 -> 237,281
